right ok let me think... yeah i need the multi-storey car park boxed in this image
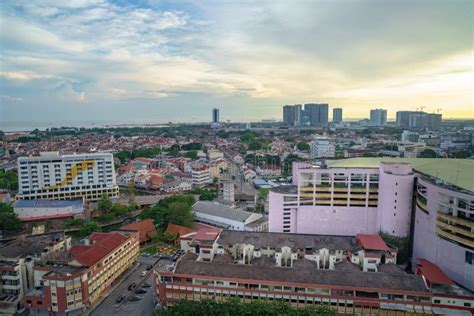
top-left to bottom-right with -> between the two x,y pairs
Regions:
268,158 -> 474,292
16,152 -> 119,202
154,230 -> 473,315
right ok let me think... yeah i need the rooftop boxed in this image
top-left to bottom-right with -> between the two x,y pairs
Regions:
326,158 -> 474,193
193,201 -> 257,223
269,185 -> 298,194
0,232 -> 68,259
14,199 -> 83,208
416,258 -> 454,286
173,259 -> 428,293
356,234 -> 390,252
70,232 -> 128,267
217,230 -> 357,251
120,219 -> 157,243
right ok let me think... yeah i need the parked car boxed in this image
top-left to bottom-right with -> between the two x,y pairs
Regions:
135,288 -> 147,294
146,264 -> 153,270
140,271 -> 147,277
128,283 -> 137,291
141,253 -> 150,257
129,295 -> 141,302
115,294 -> 126,303
142,282 -> 152,288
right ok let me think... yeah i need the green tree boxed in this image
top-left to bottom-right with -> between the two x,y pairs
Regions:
97,212 -> 115,223
418,149 -> 438,158
156,299 -> 336,315
248,141 -> 263,150
65,218 -> 83,228
0,169 -> 19,191
139,194 -> 196,229
97,194 -> 113,213
163,231 -> 178,243
181,142 -> 202,151
168,202 -> 194,228
379,231 -> 410,264
0,203 -> 22,234
184,150 -> 198,159
79,221 -> 101,237
297,141 -> 310,151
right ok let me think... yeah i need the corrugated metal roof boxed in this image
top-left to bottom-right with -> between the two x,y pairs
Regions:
15,199 -> 83,208
193,201 -> 254,223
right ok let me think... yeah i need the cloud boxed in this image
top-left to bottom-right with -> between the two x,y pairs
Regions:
0,95 -> 23,102
0,71 -> 57,81
110,88 -> 127,96
0,0 -> 472,122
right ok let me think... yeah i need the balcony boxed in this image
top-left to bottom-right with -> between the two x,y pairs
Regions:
436,229 -> 474,248
437,213 -> 473,230
436,221 -> 474,239
350,188 -> 367,192
2,283 -> 21,290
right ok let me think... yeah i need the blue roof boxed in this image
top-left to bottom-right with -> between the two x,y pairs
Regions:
15,199 -> 83,208
253,178 -> 268,185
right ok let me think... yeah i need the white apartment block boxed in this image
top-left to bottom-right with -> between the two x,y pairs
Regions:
16,152 -> 119,202
310,137 -> 335,159
191,166 -> 211,186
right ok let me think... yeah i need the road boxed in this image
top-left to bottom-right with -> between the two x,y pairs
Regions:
230,162 -> 258,196
91,255 -> 173,316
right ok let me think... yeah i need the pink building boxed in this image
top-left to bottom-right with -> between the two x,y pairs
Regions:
270,161 -> 413,237
269,158 -> 474,291
412,174 -> 474,291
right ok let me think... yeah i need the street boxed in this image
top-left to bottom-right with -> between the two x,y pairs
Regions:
90,255 -> 173,316
230,162 -> 258,196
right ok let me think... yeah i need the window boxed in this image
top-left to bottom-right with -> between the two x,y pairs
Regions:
466,251 -> 474,265
434,299 -> 441,304
465,302 -> 471,307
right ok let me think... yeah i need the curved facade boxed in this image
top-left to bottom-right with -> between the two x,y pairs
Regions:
376,163 -> 414,237
412,177 -> 474,291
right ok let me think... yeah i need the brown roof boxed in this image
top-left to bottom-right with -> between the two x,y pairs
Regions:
121,219 -> 157,243
71,233 -> 128,267
173,259 -> 429,293
356,234 -> 390,251
166,223 -> 194,239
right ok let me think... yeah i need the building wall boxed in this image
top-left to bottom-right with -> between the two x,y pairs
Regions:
195,212 -> 244,230
412,177 -> 474,291
14,203 -> 84,221
295,205 -> 378,235
376,163 -> 414,237
17,152 -> 118,202
268,191 -> 298,233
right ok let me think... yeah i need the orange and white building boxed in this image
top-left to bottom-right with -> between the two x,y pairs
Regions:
24,231 -> 139,315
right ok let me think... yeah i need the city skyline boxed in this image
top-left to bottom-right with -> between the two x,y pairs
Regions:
0,0 -> 473,126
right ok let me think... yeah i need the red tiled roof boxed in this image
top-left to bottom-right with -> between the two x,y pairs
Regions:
192,222 -> 222,234
149,174 -> 164,186
416,258 -> 454,285
166,223 -> 194,238
356,234 -> 390,251
71,233 -> 128,267
120,219 -> 157,243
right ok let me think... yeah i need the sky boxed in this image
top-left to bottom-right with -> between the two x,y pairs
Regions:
0,0 -> 472,127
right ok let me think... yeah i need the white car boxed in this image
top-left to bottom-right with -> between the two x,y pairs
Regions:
140,271 -> 147,277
